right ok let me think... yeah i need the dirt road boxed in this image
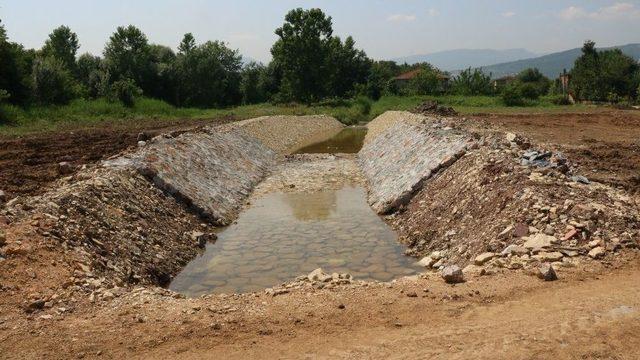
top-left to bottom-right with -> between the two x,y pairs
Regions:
2,258 -> 638,359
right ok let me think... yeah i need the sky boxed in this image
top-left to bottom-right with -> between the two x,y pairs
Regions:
1,0 -> 639,62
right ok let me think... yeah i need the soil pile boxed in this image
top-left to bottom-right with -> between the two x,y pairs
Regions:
388,133 -> 640,272
412,100 -> 458,117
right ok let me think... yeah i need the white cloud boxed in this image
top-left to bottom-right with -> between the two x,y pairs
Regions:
559,2 -> 640,21
387,14 -> 416,22
501,11 -> 516,18
427,8 -> 439,17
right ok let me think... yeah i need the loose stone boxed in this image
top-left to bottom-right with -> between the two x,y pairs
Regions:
441,265 -> 464,284
538,264 -> 558,281
474,252 -> 495,265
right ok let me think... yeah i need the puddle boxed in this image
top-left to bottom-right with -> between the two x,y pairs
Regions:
295,127 -> 367,154
169,186 -> 419,297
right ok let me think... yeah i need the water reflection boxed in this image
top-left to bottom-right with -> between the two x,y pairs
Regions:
295,127 -> 368,154
169,187 -> 419,297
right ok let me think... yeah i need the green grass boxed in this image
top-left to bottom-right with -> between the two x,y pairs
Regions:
0,95 -> 594,136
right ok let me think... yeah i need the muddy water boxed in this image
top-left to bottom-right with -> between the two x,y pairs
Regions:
170,186 -> 419,297
295,127 -> 367,154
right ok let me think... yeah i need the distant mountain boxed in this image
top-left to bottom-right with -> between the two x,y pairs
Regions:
392,48 -> 537,71
479,43 -> 640,79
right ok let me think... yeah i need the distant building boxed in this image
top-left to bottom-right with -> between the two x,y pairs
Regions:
392,69 -> 450,91
492,75 -> 517,90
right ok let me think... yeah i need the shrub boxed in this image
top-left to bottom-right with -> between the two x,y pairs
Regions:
109,78 -> 142,107
549,94 -> 571,105
354,96 -> 372,116
502,83 -> 526,106
519,82 -> 541,100
31,56 -> 78,105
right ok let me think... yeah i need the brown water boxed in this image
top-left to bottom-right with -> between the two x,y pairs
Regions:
169,186 -> 419,297
295,127 -> 367,154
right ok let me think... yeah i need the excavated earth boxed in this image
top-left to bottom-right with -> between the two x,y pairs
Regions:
1,110 -> 640,359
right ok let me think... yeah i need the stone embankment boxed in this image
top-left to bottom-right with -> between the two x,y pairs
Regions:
0,115 -> 343,290
358,111 -> 472,214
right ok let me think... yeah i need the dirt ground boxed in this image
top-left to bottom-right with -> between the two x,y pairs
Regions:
0,117 -> 233,200
470,110 -> 640,192
1,109 -> 640,359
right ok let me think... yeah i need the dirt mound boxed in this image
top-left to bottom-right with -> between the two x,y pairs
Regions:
412,100 -> 458,117
388,134 -> 640,271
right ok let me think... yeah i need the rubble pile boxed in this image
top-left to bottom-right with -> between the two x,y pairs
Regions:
389,132 -> 640,274
2,167 -> 210,289
412,100 -> 459,117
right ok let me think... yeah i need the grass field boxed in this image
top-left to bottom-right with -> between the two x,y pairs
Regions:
0,95 -> 593,136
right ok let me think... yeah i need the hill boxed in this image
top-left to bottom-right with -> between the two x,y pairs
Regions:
393,49 -> 537,71
479,43 -> 640,79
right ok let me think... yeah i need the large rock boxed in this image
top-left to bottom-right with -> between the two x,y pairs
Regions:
417,256 -> 437,268
523,234 -> 557,250
307,268 -> 332,282
533,251 -> 564,262
474,252 -> 495,265
358,112 -> 470,214
588,246 -> 606,259
441,265 -> 464,284
501,245 -> 529,257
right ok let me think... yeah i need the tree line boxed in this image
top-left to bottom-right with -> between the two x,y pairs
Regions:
1,8 -> 639,115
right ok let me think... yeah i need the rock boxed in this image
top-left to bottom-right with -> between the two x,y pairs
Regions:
474,252 -> 495,265
534,251 -> 564,262
137,141 -> 147,147
537,264 -> 558,281
588,246 -> 605,259
137,132 -> 150,142
307,268 -> 332,282
501,245 -> 528,257
27,299 -> 45,312
543,225 -> 555,236
562,229 -> 578,241
57,162 -> 75,175
0,230 -> 5,247
441,265 -> 464,284
417,256 -> 436,268
523,234 -> 557,250
588,239 -> 601,249
0,189 -> 6,203
498,226 -> 514,239
571,175 -> 590,185
462,264 -> 485,277
514,223 -> 529,238
430,251 -> 444,260
190,231 -> 217,248
406,291 -> 418,298
505,132 -> 517,143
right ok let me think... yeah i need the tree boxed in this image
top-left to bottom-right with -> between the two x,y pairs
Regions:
42,25 -> 79,73
325,36 -> 371,98
31,56 -> 77,105
451,68 -> 492,95
178,33 -> 196,54
365,61 -> 403,99
76,53 -> 106,98
571,41 -> 600,100
515,68 -> 551,98
271,8 -> 334,103
103,25 -> 154,94
240,62 -> 268,104
148,44 -> 176,101
0,19 -> 34,105
173,38 -> 242,107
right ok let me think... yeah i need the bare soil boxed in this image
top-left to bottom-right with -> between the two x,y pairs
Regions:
0,117 -> 233,200
1,109 -> 640,359
470,110 -> 640,192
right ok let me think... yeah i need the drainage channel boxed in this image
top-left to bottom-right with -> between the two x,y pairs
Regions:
169,127 -> 420,297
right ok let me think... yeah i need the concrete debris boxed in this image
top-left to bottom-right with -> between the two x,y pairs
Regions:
588,246 -> 606,259
474,252 -> 495,265
523,234 -> 557,250
412,101 -> 458,117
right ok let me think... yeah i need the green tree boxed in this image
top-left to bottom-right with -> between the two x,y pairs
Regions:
364,61 -> 402,99
515,68 -> 551,98
325,36 -> 371,98
76,53 -> 106,98
31,56 -> 77,105
271,8 -> 334,103
451,68 -> 492,95
148,44 -> 176,101
240,62 -> 268,104
178,33 -> 196,54
406,65 -> 444,95
571,41 -> 600,100
173,37 -> 242,107
0,19 -> 34,104
104,25 -> 154,94
42,25 -> 79,73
